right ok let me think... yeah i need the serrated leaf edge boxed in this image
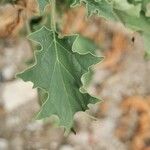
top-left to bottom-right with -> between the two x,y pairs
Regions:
16,26 -> 103,132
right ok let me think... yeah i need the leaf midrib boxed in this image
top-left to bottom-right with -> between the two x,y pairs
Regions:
53,32 -> 86,112
53,32 -> 74,117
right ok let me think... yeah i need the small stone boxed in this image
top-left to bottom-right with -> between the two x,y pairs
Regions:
26,120 -> 43,132
2,79 -> 37,112
60,145 -> 74,150
0,138 -> 8,150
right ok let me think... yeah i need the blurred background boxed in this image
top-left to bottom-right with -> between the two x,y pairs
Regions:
0,0 -> 150,150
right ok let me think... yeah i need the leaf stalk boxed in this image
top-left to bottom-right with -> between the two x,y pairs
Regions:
51,0 -> 56,31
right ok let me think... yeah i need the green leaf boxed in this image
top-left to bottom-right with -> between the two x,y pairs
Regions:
72,36 -> 100,55
142,0 -> 150,17
72,0 -> 118,21
114,10 -> 150,54
72,0 -> 150,57
17,27 -> 102,132
113,0 -> 141,17
37,0 -> 50,13
115,10 -> 150,32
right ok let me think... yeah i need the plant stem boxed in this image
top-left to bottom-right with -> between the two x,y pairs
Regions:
51,0 -> 56,31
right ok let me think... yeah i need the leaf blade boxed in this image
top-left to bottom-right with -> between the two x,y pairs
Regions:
17,26 -> 102,131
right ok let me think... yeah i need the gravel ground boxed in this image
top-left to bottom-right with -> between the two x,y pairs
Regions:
0,21 -> 150,150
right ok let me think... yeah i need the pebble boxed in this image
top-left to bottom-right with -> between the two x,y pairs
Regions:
2,79 -> 37,112
0,138 -> 8,150
60,145 -> 74,150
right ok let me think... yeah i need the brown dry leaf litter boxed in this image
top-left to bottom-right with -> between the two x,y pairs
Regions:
101,32 -> 128,70
0,0 -> 38,38
116,96 -> 150,150
62,7 -> 106,44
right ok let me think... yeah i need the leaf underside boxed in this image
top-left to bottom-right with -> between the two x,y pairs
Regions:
17,27 -> 102,132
